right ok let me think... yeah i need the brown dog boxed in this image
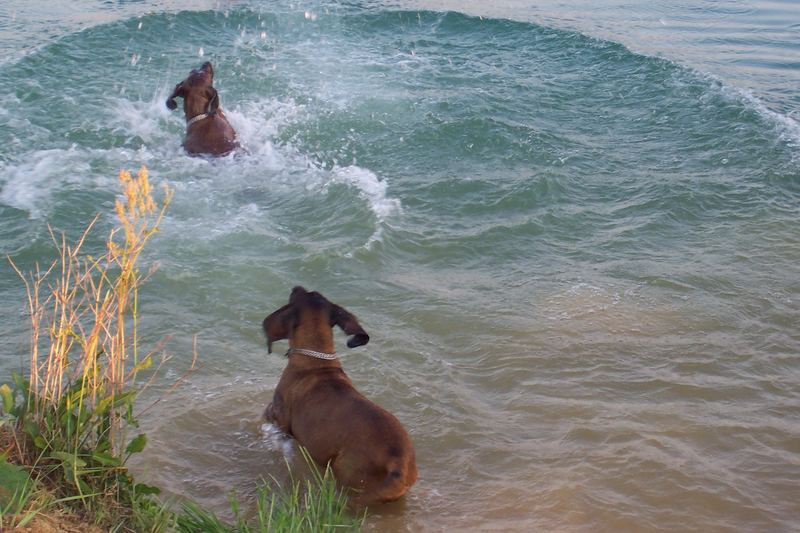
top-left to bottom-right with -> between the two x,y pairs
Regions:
262,286 -> 417,506
166,61 -> 239,156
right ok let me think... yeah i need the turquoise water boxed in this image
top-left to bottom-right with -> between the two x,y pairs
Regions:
1,1 -> 798,530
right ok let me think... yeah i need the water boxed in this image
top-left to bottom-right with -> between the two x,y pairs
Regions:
1,0 -> 798,530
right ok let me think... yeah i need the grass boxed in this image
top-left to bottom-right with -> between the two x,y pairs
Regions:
1,166 -> 172,531
0,168 -> 364,531
177,449 -> 365,533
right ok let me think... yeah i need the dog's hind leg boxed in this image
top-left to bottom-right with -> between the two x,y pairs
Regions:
332,453 -> 412,507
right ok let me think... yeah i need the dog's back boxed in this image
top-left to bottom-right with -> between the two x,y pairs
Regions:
290,370 -> 417,504
183,113 -> 238,156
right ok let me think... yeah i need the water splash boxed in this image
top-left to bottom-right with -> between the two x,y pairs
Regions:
260,423 -> 294,458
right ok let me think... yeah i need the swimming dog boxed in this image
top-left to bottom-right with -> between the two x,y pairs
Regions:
166,61 -> 239,156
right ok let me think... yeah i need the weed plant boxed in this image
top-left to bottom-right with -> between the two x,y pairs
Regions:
177,448 -> 365,533
0,167 -> 174,530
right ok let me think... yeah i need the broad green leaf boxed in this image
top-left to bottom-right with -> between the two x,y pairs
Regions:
95,395 -> 114,416
77,478 -> 91,496
134,482 -> 161,496
11,373 -> 25,390
0,384 -> 13,413
112,390 -> 136,408
67,385 -> 88,406
125,433 -> 147,455
95,439 -> 111,454
77,407 -> 92,428
91,452 -> 121,467
131,356 -> 154,374
125,401 -> 138,426
50,451 -> 87,468
23,419 -> 39,438
0,458 -> 33,512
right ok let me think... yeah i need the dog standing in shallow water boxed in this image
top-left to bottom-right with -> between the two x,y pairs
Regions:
262,286 -> 417,507
166,61 -> 239,156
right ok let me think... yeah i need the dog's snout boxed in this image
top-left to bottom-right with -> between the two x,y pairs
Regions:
186,62 -> 213,83
288,286 -> 329,309
200,61 -> 214,77
290,286 -> 308,302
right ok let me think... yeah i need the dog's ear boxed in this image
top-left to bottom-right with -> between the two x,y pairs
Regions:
331,305 -> 369,348
205,87 -> 220,115
263,303 -> 294,354
166,83 -> 184,110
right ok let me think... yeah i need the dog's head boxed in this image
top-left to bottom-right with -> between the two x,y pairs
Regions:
165,61 -> 220,118
262,286 -> 370,353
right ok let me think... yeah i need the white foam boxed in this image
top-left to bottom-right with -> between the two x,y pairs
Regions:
737,90 -> 800,156
223,97 -> 403,245
332,165 -> 402,220
0,88 -> 179,218
331,165 -> 402,246
223,97 -> 305,163
260,423 -> 294,457
701,73 -> 800,160
0,147 -> 97,218
3,87 -> 403,245
108,86 -> 181,151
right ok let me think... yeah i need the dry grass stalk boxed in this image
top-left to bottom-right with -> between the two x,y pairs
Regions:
8,166 -> 173,454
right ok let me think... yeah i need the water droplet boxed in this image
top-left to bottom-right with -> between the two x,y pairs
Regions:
198,47 -> 205,57
260,31 -> 267,40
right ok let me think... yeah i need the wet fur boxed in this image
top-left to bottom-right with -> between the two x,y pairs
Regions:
166,61 -> 239,156
262,286 -> 417,507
